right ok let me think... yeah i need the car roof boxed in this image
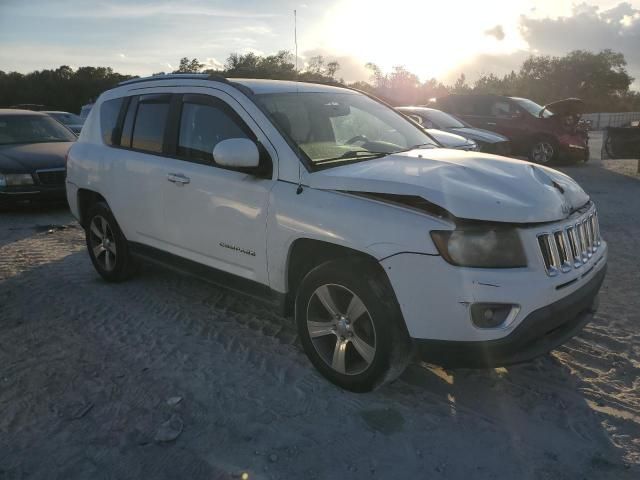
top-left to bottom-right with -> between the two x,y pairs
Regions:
115,74 -> 357,96
43,110 -> 72,114
0,109 -> 47,116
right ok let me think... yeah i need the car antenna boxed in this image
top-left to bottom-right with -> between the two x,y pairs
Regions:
294,9 -> 303,195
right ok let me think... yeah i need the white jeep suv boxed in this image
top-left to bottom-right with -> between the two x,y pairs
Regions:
66,74 -> 607,391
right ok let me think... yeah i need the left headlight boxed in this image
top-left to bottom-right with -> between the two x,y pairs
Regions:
0,173 -> 35,187
430,228 -> 527,268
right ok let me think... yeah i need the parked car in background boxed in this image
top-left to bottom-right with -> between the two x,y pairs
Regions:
44,111 -> 84,135
67,74 -> 607,392
398,106 -> 510,155
79,102 -> 94,120
0,109 -> 75,204
424,128 -> 479,151
435,95 -> 588,164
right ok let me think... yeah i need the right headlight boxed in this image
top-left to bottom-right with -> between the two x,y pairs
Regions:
430,228 -> 527,268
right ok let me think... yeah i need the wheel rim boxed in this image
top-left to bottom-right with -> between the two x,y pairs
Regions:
306,284 -> 376,376
532,141 -> 554,163
88,215 -> 117,272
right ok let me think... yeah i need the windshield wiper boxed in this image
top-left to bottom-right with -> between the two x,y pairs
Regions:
315,150 -> 389,164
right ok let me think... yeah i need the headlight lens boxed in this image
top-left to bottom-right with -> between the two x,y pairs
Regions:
0,173 -> 34,186
430,228 -> 527,268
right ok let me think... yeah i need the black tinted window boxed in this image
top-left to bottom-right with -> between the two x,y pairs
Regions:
177,101 -> 250,164
100,98 -> 123,145
131,96 -> 170,153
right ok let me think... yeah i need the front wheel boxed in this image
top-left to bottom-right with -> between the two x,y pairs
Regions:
295,258 -> 411,392
529,138 -> 557,164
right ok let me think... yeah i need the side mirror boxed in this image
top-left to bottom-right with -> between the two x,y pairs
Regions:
212,138 -> 260,168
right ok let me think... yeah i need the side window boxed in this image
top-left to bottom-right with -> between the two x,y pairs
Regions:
130,95 -> 170,153
177,97 -> 252,164
452,96 -> 475,116
490,100 -> 512,118
100,97 -> 124,145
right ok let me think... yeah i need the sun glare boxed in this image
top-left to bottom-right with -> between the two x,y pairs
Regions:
316,0 -> 529,80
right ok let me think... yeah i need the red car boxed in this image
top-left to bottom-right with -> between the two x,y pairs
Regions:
435,94 -> 588,164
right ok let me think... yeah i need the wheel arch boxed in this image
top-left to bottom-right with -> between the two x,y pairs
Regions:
283,237 -> 392,317
77,188 -> 108,228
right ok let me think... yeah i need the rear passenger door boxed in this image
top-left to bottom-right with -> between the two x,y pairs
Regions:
161,92 -> 275,285
107,94 -> 175,245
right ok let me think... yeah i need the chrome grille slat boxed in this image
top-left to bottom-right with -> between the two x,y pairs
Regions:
537,208 -> 601,276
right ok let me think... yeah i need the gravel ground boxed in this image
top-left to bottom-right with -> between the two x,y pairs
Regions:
0,162 -> 639,480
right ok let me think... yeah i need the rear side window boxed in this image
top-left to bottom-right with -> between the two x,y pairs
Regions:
130,95 -> 170,153
177,98 -> 252,164
100,98 -> 123,145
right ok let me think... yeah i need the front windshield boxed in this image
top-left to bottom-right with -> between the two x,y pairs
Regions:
0,115 -> 77,145
511,97 -> 553,118
420,109 -> 466,129
255,91 -> 437,167
49,112 -> 84,125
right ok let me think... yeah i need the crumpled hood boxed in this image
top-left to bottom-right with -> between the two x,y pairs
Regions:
307,148 -> 590,223
0,142 -> 72,173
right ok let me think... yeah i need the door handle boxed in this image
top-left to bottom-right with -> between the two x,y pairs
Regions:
167,173 -> 190,185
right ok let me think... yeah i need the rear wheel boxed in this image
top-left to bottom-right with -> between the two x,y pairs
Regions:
85,202 -> 135,282
295,258 -> 412,392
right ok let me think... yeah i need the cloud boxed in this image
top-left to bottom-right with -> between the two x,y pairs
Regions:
519,2 -> 640,81
484,25 -> 505,41
14,0 -> 280,19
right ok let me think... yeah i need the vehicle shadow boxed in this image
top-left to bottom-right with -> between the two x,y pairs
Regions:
0,201 -> 74,248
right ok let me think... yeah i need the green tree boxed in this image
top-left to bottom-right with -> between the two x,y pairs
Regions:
175,57 -> 204,73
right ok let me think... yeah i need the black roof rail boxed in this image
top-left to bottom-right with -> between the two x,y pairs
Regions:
117,73 -> 233,87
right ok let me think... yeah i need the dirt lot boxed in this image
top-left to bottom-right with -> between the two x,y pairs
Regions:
1,162 -> 639,480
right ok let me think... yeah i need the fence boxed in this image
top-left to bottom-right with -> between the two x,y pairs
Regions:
582,112 -> 640,130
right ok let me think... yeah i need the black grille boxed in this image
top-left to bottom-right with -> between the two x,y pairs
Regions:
36,169 -> 66,185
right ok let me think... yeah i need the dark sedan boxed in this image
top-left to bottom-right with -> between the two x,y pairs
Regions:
0,109 -> 76,204
397,106 -> 511,155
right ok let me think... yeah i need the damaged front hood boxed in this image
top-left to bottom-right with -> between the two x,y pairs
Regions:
543,98 -> 585,117
306,149 -> 590,223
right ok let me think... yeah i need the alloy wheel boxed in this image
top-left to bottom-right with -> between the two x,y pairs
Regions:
532,141 -> 554,163
88,215 -> 117,272
306,284 -> 377,375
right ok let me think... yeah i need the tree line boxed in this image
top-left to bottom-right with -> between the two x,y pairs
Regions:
1,49 -> 639,114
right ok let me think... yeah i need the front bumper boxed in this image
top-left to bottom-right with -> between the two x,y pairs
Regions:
414,264 -> 606,367
382,239 -> 607,340
0,185 -> 67,202
558,133 -> 589,162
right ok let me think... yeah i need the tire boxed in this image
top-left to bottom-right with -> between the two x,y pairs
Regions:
528,137 -> 558,164
295,258 -> 412,392
85,201 -> 135,282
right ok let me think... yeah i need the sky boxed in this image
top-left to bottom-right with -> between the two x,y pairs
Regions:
1,0 -> 640,86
